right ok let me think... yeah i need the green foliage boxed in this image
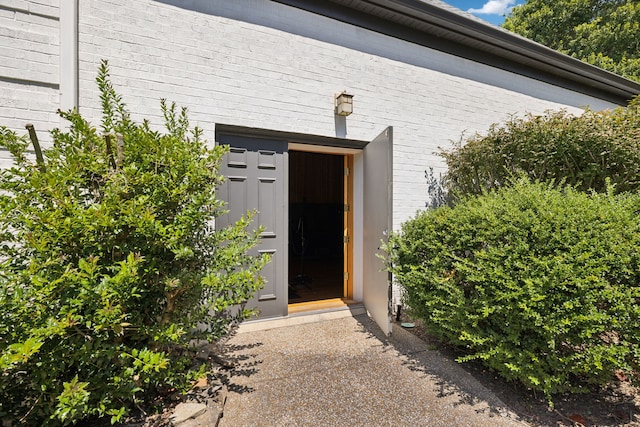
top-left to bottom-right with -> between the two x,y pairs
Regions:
441,97 -> 640,197
503,0 -> 640,82
386,179 -> 640,400
0,60 -> 267,425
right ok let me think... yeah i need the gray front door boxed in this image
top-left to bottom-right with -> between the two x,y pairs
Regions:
216,134 -> 288,319
363,127 -> 393,335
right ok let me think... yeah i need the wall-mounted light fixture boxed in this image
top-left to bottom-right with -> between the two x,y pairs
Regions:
335,91 -> 354,116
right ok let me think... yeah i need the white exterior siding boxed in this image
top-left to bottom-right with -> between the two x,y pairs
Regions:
76,0 -> 616,230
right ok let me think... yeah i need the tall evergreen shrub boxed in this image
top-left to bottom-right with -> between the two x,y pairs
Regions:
0,61 -> 267,425
441,96 -> 640,197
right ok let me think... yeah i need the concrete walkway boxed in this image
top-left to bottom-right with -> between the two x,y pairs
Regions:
218,312 -> 529,427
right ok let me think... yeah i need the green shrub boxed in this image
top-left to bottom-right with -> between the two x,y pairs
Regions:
0,61 -> 267,425
387,178 -> 640,400
441,95 -> 640,197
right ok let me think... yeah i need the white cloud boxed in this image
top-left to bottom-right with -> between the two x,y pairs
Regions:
467,0 -> 515,15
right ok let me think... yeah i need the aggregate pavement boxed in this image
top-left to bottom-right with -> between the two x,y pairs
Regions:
218,312 -> 530,427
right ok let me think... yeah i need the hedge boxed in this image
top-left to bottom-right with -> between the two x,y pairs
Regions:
387,179 -> 640,400
441,96 -> 640,197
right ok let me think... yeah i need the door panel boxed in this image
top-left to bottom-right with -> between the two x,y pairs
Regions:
216,135 -> 288,319
363,127 -> 393,335
257,178 -> 277,236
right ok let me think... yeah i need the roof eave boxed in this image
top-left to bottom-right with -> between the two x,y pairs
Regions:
366,0 -> 640,102
273,0 -> 640,105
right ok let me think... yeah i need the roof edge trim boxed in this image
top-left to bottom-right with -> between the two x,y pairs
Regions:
272,0 -> 640,105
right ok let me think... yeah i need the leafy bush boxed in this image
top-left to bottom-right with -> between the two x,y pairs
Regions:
0,61 -> 267,425
387,178 -> 640,400
441,96 -> 640,197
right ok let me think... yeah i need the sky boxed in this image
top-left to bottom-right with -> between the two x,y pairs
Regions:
443,0 -> 524,25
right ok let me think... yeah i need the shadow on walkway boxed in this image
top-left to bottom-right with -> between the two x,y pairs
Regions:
217,313 -> 528,427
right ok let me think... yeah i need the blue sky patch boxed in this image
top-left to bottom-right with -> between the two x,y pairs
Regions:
443,0 -> 524,25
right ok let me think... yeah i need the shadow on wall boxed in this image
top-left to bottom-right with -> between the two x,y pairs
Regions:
157,0 -> 605,109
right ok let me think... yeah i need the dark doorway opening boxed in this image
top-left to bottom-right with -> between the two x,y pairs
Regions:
288,150 -> 344,303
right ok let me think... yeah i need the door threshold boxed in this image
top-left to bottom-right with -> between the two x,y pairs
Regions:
236,299 -> 365,333
288,298 -> 358,315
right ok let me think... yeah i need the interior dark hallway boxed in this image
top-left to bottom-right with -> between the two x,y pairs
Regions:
288,150 -> 344,303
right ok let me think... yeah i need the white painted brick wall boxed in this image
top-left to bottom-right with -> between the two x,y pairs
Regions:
1,0 -> 58,17
74,0 -> 621,311
0,0 -> 59,167
76,0 -> 617,229
2,0 -> 627,313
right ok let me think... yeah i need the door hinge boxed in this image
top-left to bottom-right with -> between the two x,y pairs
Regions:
343,235 -> 350,244
344,204 -> 350,212
344,271 -> 349,280
344,167 -> 350,176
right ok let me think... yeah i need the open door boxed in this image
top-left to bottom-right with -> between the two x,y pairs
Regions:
216,134 -> 288,319
363,127 -> 393,335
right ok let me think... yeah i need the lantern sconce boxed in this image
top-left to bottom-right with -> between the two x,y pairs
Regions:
335,91 -> 354,116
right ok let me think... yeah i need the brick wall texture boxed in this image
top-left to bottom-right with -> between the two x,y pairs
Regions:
1,0 -> 623,306
0,0 -> 59,167
73,0 -> 616,227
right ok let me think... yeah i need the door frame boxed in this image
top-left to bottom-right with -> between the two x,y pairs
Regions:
216,124 -> 392,333
343,155 -> 353,299
287,146 -> 354,306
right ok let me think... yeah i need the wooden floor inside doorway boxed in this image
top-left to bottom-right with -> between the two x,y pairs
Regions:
288,259 -> 342,304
